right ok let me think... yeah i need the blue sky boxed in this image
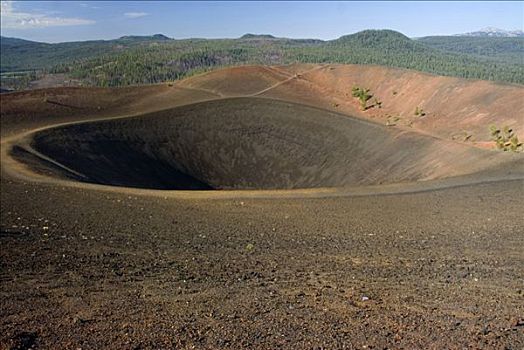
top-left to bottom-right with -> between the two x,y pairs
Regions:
1,1 -> 523,43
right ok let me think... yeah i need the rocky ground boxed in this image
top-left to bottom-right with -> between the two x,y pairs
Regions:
1,177 -> 523,349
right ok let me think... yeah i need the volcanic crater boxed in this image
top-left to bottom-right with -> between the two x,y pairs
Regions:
1,64 -> 524,349
18,97 -> 507,190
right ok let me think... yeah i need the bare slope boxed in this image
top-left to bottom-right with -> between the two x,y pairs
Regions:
183,64 -> 524,144
0,85 -> 219,137
176,66 -> 292,97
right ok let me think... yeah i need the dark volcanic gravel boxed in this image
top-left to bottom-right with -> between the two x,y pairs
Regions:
1,177 -> 523,349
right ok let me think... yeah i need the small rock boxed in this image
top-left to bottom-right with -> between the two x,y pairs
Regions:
511,318 -> 524,327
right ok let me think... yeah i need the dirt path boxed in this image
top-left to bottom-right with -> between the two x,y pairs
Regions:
250,65 -> 327,96
175,84 -> 225,98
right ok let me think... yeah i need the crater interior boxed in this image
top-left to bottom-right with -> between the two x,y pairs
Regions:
24,97 -> 494,190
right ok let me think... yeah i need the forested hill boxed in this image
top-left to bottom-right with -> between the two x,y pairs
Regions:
1,30 -> 523,89
417,36 -> 524,65
0,35 -> 173,72
240,34 -> 277,39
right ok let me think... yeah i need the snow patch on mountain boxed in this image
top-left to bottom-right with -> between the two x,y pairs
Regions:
458,27 -> 524,37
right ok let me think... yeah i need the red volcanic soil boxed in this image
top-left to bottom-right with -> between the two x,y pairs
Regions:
1,64 -> 523,349
301,65 -> 524,143
3,63 -> 523,145
177,65 -> 292,97
182,64 -> 524,146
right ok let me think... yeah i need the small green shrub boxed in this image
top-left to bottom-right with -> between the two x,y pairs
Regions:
386,115 -> 400,126
351,86 -> 373,110
414,106 -> 426,117
490,125 -> 523,152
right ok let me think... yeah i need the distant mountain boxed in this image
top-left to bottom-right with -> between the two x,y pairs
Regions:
0,36 -> 50,49
418,35 -> 524,65
2,29 -> 523,88
331,30 -> 423,51
240,34 -> 276,39
0,34 -> 173,72
1,37 -> 53,71
118,34 -> 172,41
335,29 -> 410,43
457,27 -> 524,38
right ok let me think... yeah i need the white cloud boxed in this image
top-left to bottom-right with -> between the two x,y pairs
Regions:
0,0 -> 13,14
79,3 -> 100,10
1,1 -> 95,29
124,12 -> 148,19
